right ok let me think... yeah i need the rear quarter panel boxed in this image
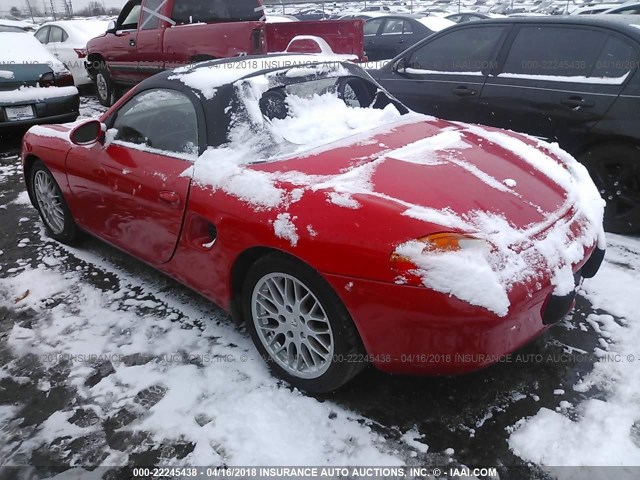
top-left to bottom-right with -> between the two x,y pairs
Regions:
163,21 -> 264,66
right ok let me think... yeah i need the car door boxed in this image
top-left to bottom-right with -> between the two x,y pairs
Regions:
65,88 -> 201,264
47,26 -> 76,72
364,18 -> 385,61
374,24 -> 509,123
33,26 -> 51,52
480,25 -> 629,146
107,0 -> 143,84
376,17 -> 411,60
135,0 -> 169,79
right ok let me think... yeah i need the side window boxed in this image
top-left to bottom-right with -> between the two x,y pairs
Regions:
140,0 -> 163,30
407,26 -> 506,73
617,6 -> 640,13
591,35 -> 640,78
34,26 -> 49,43
48,26 -> 67,43
381,19 -> 404,35
112,89 -> 199,157
172,0 -> 261,24
364,18 -> 384,36
502,26 -> 606,77
593,35 -> 637,79
118,1 -> 142,30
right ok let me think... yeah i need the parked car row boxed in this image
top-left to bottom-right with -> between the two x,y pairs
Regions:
3,6 -> 639,234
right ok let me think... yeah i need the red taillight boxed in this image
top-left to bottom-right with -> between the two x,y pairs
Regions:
39,72 -> 55,87
39,71 -> 74,87
55,72 -> 75,87
74,48 -> 87,59
250,27 -> 267,54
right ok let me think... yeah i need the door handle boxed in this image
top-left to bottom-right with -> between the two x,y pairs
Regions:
561,96 -> 594,108
159,190 -> 180,206
452,86 -> 476,97
129,39 -> 136,47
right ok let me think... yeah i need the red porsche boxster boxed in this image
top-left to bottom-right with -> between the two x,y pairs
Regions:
21,55 -> 606,393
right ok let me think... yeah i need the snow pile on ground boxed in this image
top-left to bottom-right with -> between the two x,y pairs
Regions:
509,234 -> 640,475
0,247 -> 405,467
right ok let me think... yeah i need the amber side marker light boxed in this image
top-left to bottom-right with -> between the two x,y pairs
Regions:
390,233 -> 490,285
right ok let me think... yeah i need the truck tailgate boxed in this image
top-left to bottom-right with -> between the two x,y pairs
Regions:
265,20 -> 365,62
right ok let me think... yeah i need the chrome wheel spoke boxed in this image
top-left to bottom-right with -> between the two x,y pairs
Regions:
251,272 -> 334,379
33,170 -> 65,235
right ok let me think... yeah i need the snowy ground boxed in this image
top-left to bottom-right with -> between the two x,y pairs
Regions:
0,95 -> 639,479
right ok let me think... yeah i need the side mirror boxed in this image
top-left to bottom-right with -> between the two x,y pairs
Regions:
394,57 -> 408,73
70,120 -> 104,146
106,20 -> 117,33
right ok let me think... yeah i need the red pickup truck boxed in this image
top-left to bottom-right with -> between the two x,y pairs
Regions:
86,0 -> 365,106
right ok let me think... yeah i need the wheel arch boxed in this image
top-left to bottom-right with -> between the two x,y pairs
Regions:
228,246 -> 318,326
22,153 -> 41,207
86,53 -> 107,80
188,54 -> 216,65
574,135 -> 640,158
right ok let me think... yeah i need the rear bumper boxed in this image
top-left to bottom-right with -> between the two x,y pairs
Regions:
0,93 -> 79,129
324,245 -> 605,375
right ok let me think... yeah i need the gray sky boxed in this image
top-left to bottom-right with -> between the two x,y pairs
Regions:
0,0 -> 125,16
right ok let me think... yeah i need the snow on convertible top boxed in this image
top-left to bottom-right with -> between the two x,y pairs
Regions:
0,32 -> 65,68
176,60 -> 604,317
168,55 -> 353,100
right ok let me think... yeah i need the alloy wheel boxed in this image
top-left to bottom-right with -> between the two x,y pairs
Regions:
33,170 -> 65,234
251,273 -> 334,379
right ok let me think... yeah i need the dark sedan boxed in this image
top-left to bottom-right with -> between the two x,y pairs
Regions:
1,32 -> 79,129
364,14 -> 454,61
371,16 -> 640,233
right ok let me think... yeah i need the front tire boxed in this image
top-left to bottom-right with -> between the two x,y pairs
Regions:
30,161 -> 79,244
580,143 -> 640,234
243,254 -> 367,393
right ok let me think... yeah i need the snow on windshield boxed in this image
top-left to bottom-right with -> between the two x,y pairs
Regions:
186,65 -> 411,210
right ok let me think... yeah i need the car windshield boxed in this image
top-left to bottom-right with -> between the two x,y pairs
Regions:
225,70 -> 410,163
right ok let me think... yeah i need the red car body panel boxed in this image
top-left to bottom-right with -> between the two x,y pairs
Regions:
21,89 -> 599,375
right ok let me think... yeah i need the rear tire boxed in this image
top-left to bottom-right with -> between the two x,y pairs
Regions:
579,143 -> 640,234
30,160 -> 79,244
242,253 -> 367,393
95,65 -> 116,107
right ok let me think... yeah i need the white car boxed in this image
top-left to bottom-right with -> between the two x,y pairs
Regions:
265,14 -> 299,22
0,18 -> 38,31
603,1 -> 640,13
33,20 -> 109,86
570,3 -> 623,14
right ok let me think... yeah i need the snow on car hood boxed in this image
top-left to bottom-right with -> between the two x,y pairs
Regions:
185,69 -> 604,317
